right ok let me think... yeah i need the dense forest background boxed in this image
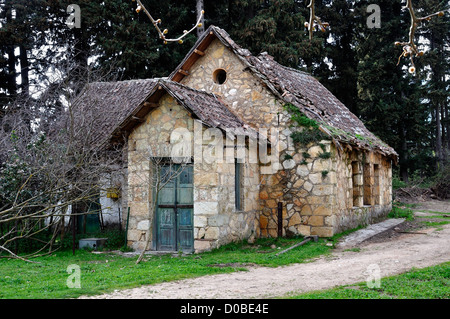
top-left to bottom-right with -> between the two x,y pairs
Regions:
1,0 -> 449,183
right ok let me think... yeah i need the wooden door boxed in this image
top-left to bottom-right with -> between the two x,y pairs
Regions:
156,164 -> 194,252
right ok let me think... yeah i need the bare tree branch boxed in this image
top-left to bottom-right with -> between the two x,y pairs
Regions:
395,0 -> 445,73
0,61 -> 124,260
134,0 -> 204,44
305,0 -> 329,41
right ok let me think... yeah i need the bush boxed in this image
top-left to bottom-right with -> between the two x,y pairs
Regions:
392,176 -> 407,190
431,164 -> 450,199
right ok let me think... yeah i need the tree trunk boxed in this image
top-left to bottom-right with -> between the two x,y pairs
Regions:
400,125 -> 409,183
436,103 -> 443,171
5,1 -> 17,100
442,103 -> 448,165
19,45 -> 29,99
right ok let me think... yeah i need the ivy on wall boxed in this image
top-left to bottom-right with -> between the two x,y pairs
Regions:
283,103 -> 330,160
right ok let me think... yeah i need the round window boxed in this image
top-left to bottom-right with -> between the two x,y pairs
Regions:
213,69 -> 227,85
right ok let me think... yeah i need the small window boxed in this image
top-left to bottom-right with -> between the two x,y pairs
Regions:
352,161 -> 362,207
213,69 -> 227,85
374,164 -> 380,205
235,159 -> 243,211
363,163 -> 372,206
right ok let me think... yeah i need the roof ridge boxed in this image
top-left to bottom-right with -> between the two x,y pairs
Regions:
88,78 -> 159,86
160,79 -> 225,100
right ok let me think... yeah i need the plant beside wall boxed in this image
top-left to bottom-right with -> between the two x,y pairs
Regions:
283,103 -> 331,159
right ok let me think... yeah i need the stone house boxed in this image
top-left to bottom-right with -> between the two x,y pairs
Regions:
85,26 -> 398,252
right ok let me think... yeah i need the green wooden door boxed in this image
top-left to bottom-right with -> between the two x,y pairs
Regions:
156,164 -> 193,252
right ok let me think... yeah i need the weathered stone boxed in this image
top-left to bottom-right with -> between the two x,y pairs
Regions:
293,198 -> 302,207
301,205 -> 313,215
283,159 -> 296,169
194,215 -> 208,227
313,206 -> 332,216
293,179 -> 304,188
298,225 -> 311,236
312,185 -> 333,196
296,165 -> 310,177
197,227 -> 206,239
268,228 -> 278,237
308,146 -> 322,157
195,173 -> 219,186
266,199 -> 277,208
308,215 -> 324,226
311,226 -> 333,237
270,190 -> 283,199
123,35 -> 395,251
194,202 -> 218,215
307,195 -> 327,205
312,159 -> 331,172
208,215 -> 229,227
205,227 -> 220,240
303,181 -> 313,192
325,215 -> 337,227
288,213 -> 301,226
137,220 -> 150,231
309,173 -> 322,184
194,240 -> 212,252
259,215 -> 268,229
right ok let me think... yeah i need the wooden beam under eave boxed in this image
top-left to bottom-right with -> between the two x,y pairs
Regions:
178,69 -> 190,76
131,116 -> 145,123
194,49 -> 205,56
143,102 -> 158,108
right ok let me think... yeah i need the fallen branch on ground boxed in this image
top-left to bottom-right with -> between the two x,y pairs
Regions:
275,236 -> 318,256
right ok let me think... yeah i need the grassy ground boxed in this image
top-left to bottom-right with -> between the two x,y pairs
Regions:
287,203 -> 450,299
0,236 -> 331,299
286,262 -> 450,299
1,203 -> 448,299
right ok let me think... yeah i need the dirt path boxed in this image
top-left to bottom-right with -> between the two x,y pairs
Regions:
82,201 -> 450,299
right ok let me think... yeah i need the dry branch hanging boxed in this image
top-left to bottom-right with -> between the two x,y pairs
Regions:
134,0 -> 204,44
395,0 -> 445,73
305,0 -> 329,41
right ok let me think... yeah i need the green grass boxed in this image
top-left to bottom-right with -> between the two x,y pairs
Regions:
388,203 -> 415,221
287,262 -> 450,299
420,220 -> 450,229
0,236 -> 331,299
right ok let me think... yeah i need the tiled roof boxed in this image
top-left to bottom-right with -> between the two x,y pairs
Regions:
170,25 -> 398,159
71,78 -> 158,145
104,79 -> 258,141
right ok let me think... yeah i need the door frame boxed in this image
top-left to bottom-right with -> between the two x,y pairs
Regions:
151,161 -> 194,252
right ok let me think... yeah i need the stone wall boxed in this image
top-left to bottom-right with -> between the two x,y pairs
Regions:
123,37 -> 394,250
127,94 -> 192,251
126,93 -> 259,252
178,37 -> 393,239
333,148 -> 393,234
258,142 -> 393,238
193,159 -> 259,252
180,38 -> 283,131
258,140 -> 336,238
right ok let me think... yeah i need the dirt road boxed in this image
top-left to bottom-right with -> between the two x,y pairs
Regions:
82,201 -> 450,299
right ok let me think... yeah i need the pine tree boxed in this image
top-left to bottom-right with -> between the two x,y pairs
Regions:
356,0 -> 431,182
416,0 -> 450,171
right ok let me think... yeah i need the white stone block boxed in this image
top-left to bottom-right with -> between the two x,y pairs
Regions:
283,159 -> 296,169
194,201 -> 218,215
194,215 -> 208,227
137,220 -> 150,231
296,165 -> 309,177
